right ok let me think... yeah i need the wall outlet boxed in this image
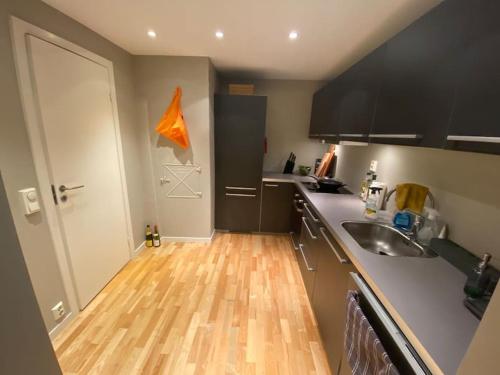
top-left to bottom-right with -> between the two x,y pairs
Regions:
51,301 -> 65,321
370,160 -> 378,173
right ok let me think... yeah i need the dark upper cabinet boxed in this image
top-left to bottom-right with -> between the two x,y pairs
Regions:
370,0 -> 468,148
260,182 -> 294,233
336,46 -> 386,143
215,95 -> 267,232
446,0 -> 500,154
309,84 -> 340,142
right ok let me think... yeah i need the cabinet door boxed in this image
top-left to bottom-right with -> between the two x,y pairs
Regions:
309,84 -> 340,141
312,227 -> 354,374
215,95 -> 266,231
260,182 -> 294,233
446,0 -> 500,154
336,47 -> 385,143
371,0 -> 468,147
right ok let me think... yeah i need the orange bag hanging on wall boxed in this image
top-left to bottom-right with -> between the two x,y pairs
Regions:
155,87 -> 190,149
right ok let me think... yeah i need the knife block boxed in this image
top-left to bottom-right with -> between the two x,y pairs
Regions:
283,160 -> 295,174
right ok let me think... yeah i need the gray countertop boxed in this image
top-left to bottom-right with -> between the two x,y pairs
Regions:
262,172 -> 479,375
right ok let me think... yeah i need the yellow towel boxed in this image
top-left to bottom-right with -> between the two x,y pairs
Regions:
395,183 -> 429,214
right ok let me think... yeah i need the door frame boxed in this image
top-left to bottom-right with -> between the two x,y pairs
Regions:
10,17 -> 135,338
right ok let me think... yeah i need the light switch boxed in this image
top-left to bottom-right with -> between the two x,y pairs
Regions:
19,188 -> 41,215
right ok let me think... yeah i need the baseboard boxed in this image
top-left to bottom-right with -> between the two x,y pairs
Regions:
133,240 -> 146,257
161,230 -> 215,244
48,311 -> 74,340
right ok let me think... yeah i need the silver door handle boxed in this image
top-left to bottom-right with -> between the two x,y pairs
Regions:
320,227 -> 349,264
299,244 -> 315,271
303,203 -> 319,223
302,217 -> 317,240
446,135 -> 500,144
59,184 -> 85,193
369,134 -> 422,139
225,186 -> 256,191
339,133 -> 366,137
264,184 -> 279,187
225,193 -> 256,198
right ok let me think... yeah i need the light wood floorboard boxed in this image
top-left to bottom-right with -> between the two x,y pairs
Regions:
53,233 -> 331,375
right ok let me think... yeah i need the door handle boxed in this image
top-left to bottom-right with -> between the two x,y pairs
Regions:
264,184 -> 279,187
59,184 -> 85,193
225,193 -> 256,198
301,217 -> 317,240
299,244 -> 315,271
303,203 -> 319,223
320,227 -> 349,264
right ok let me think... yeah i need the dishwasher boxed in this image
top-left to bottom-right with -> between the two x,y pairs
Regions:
339,273 -> 432,375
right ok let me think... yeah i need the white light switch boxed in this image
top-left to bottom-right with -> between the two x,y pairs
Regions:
19,188 -> 40,215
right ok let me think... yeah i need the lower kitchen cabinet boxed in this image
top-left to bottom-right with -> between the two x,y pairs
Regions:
312,226 -> 355,374
260,182 -> 294,233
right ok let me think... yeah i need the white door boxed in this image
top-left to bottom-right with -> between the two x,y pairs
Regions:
27,35 -> 131,309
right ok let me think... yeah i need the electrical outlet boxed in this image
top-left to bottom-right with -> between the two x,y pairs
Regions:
51,301 -> 65,321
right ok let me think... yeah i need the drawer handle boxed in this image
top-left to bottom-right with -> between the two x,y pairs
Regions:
225,193 -> 256,198
303,203 -> 319,223
293,200 -> 303,213
302,217 -> 317,240
264,184 -> 279,187
447,135 -> 500,144
320,227 -> 349,264
225,186 -> 256,191
299,244 -> 315,271
339,133 -> 366,138
369,134 -> 422,139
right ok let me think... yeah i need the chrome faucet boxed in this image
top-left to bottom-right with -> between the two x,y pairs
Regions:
409,214 -> 425,241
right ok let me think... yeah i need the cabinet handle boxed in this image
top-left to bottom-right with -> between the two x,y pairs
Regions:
225,193 -> 256,198
294,193 -> 301,198
225,186 -> 256,191
293,199 -> 303,213
303,203 -> 319,223
320,227 -> 349,264
369,134 -> 422,139
264,184 -> 279,187
299,244 -> 315,271
302,217 -> 317,240
318,133 -> 337,137
339,133 -> 366,138
447,135 -> 500,144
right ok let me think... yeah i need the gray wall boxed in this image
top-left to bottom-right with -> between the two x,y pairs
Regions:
335,144 -> 500,267
218,79 -> 328,172
0,174 -> 61,375
134,56 -> 214,239
0,0 -> 152,331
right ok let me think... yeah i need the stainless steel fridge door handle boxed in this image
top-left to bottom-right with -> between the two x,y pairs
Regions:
59,184 -> 85,193
320,227 -> 349,264
299,244 -> 315,271
302,217 -> 317,240
225,193 -> 256,198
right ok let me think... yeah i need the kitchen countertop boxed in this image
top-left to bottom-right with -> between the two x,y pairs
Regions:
262,172 -> 479,375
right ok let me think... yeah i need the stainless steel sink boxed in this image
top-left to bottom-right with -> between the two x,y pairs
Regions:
341,221 -> 437,258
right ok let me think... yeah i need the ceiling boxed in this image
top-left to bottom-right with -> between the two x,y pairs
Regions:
43,0 -> 441,80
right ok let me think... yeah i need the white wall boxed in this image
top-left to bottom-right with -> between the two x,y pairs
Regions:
134,56 -> 214,240
335,143 -> 500,267
0,0 -> 153,332
218,79 -> 328,173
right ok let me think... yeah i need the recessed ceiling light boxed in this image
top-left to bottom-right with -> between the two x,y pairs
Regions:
147,30 -> 157,39
289,31 -> 299,40
215,30 -> 224,39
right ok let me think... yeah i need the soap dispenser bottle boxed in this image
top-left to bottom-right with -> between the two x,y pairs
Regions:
464,253 -> 491,299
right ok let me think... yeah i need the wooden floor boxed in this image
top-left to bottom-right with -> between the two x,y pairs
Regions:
53,233 -> 331,375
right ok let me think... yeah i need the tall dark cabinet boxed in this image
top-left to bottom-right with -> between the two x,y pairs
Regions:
214,95 -> 267,232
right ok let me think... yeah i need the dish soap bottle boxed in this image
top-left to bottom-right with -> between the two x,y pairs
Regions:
464,253 -> 491,298
365,187 -> 382,220
417,208 -> 440,246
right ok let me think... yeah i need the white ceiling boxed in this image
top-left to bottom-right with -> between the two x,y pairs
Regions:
43,0 -> 441,80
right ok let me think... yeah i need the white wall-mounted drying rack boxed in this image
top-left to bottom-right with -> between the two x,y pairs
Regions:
160,163 -> 202,199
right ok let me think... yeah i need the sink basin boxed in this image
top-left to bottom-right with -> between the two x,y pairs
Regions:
341,221 -> 437,258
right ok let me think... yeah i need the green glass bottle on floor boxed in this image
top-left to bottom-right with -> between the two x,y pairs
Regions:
145,225 -> 153,247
